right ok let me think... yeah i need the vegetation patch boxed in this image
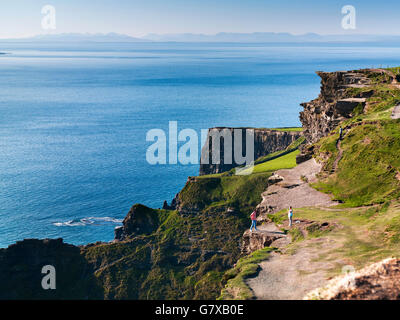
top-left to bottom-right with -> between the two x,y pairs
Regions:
83,161 -> 288,299
219,247 -> 273,300
268,127 -> 304,132
288,227 -> 304,242
285,203 -> 400,272
249,149 -> 300,174
314,120 -> 400,207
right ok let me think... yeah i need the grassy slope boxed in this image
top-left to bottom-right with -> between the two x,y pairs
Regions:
268,201 -> 400,275
266,127 -> 303,132
83,134 -> 304,299
83,172 -> 277,299
219,68 -> 400,300
199,136 -> 305,178
252,149 -> 299,173
288,69 -> 400,275
314,121 -> 400,206
313,73 -> 400,207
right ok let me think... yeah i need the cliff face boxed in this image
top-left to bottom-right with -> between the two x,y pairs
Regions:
0,239 -> 102,299
300,70 -> 373,143
199,128 -> 302,175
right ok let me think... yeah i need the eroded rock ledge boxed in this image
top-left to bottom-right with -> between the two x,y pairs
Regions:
241,229 -> 284,255
305,258 -> 400,300
299,70 -> 378,143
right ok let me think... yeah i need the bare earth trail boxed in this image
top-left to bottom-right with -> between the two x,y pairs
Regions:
257,159 -> 336,214
248,159 -> 341,300
247,237 -> 342,300
392,104 -> 400,119
332,140 -> 343,173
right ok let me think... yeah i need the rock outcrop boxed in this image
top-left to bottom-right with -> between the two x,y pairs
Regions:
0,239 -> 102,299
200,127 -> 302,175
114,204 -> 160,241
305,258 -> 400,300
241,230 -> 284,255
299,70 -> 373,143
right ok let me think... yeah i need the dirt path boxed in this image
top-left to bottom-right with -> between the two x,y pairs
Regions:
247,237 -> 342,300
257,158 -> 336,215
331,138 -> 344,173
248,158 -> 340,300
255,222 -> 291,248
392,104 -> 400,119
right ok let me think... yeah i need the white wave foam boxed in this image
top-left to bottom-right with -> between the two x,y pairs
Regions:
53,216 -> 123,227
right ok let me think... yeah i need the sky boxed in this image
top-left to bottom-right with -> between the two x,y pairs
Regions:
0,0 -> 399,39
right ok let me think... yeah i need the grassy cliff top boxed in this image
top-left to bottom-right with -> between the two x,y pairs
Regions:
313,68 -> 400,207
220,67 -> 400,300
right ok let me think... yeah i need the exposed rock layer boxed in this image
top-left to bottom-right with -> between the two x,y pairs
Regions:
299,70 -> 372,143
241,229 -> 283,255
305,258 -> 400,300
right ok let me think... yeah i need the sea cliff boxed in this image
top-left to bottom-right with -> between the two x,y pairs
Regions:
1,67 -> 400,300
199,127 -> 302,175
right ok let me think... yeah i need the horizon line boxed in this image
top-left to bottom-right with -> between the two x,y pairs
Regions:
2,31 -> 400,41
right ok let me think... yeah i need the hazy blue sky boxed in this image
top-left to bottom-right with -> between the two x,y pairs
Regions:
0,0 -> 399,38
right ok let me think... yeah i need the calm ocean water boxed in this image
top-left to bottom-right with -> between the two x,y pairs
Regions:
1,42 -> 400,247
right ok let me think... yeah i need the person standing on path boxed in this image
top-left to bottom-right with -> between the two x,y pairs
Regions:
288,206 -> 293,227
250,210 -> 257,232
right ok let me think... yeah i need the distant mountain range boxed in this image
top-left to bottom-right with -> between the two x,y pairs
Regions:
0,33 -> 148,43
2,32 -> 400,43
143,32 -> 400,43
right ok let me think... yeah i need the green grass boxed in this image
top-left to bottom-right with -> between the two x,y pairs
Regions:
269,127 -> 303,132
84,157 -> 299,300
216,69 -> 400,299
386,67 -> 400,76
255,136 -> 305,165
219,247 -> 273,300
198,136 -> 305,179
314,120 -> 400,207
288,227 -> 304,242
344,85 -> 400,123
250,149 -> 300,174
178,173 -> 272,213
273,202 -> 400,271
311,73 -> 400,207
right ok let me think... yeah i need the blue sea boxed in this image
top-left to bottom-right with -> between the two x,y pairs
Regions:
1,42 -> 400,248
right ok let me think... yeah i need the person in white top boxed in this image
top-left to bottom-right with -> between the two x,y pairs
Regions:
288,206 -> 293,227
